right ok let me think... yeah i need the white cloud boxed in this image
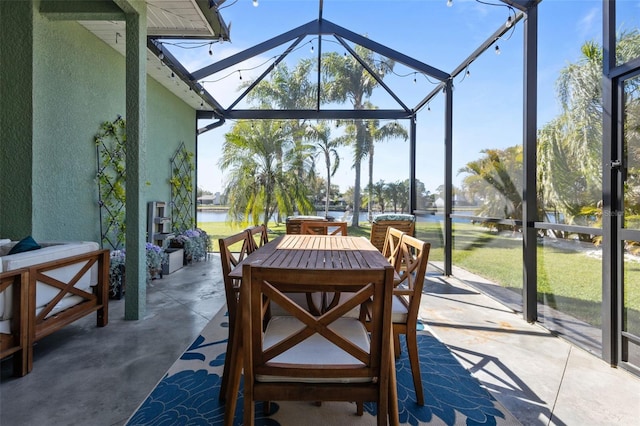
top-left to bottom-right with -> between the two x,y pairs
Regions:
578,7 -> 599,39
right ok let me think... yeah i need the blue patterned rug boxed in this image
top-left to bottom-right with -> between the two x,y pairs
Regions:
126,308 -> 520,425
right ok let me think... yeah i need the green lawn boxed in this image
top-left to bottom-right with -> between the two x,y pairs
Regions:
200,220 -> 640,329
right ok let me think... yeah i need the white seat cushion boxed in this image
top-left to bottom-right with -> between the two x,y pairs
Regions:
257,315 -> 372,383
391,294 -> 409,323
1,242 -> 99,321
0,318 -> 10,334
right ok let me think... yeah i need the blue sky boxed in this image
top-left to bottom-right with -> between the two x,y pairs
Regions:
164,0 -> 637,195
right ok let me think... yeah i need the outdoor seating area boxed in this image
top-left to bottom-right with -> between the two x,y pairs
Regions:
2,252 -> 640,425
4,1 -> 640,425
0,238 -> 109,376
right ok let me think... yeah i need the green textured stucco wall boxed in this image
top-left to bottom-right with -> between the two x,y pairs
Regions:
0,5 -> 196,243
32,10 -> 125,242
0,2 -> 34,239
146,77 -> 196,214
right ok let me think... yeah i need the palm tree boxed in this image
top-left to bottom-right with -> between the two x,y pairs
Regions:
362,115 -> 408,220
219,120 -> 314,227
322,46 -> 395,227
247,61 -> 318,200
385,180 -> 407,213
369,180 -> 387,213
247,60 -> 316,110
538,30 -> 640,226
304,122 -> 342,217
459,146 -> 523,225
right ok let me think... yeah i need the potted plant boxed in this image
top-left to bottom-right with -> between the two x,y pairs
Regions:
109,250 -> 126,299
169,228 -> 210,265
145,242 -> 165,281
108,243 -> 166,299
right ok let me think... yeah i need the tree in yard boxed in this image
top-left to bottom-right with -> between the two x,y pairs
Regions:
459,146 -> 523,225
219,120 -> 314,227
538,30 -> 640,227
304,122 -> 342,217
322,46 -> 395,227
246,61 -> 318,194
368,180 -> 387,213
362,115 -> 408,220
385,180 -> 408,213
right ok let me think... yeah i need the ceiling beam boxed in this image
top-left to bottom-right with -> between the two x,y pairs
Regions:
191,20 -> 320,80
192,17 -> 450,82
334,35 -> 411,112
147,38 -> 225,113
227,36 -> 307,111
223,109 -> 413,120
320,20 -> 449,81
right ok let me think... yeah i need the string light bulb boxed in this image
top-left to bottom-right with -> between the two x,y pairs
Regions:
505,16 -> 513,28
208,43 -> 213,56
466,69 -> 471,77
252,0 -> 258,7
238,70 -> 243,80
310,44 -> 314,53
447,0 -> 453,7
495,45 -> 501,55
413,73 -> 417,84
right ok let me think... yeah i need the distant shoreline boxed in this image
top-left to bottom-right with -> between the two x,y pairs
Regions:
197,206 -> 229,211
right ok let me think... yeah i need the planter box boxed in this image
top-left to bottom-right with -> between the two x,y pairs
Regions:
162,248 -> 184,275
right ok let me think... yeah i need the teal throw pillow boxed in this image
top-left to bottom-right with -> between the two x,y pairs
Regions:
8,235 -> 42,255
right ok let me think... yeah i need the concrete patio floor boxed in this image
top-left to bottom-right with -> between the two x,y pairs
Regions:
1,256 -> 639,425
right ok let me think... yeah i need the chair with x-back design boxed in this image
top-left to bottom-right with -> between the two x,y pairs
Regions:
229,264 -> 395,426
245,224 -> 269,252
389,234 -> 430,405
217,230 -> 254,402
300,221 -> 348,236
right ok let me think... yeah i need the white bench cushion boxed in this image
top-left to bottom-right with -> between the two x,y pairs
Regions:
0,241 -> 99,321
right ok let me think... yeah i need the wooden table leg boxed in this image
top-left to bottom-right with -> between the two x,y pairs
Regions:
224,305 -> 243,426
388,330 -> 399,426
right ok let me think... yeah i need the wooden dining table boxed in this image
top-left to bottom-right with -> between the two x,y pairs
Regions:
228,233 -> 394,278
227,233 -> 400,425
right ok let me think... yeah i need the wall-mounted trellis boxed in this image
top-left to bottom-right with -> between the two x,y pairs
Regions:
95,116 -> 127,251
170,142 -> 195,233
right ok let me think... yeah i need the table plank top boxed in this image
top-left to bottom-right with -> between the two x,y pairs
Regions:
228,234 -> 389,278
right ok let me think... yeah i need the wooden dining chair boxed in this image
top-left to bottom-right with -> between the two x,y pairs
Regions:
300,220 -> 348,236
369,214 -> 415,252
234,264 -> 395,426
381,226 -> 405,268
245,224 -> 269,252
389,234 -> 430,405
217,230 -> 254,402
285,215 -> 327,234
